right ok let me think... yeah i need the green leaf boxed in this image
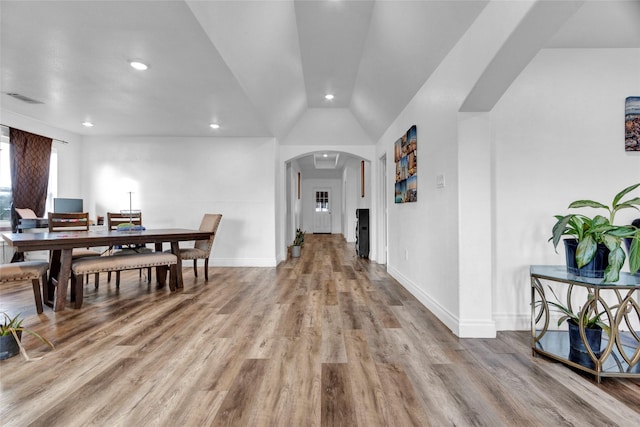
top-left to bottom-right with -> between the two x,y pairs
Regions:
621,196 -> 640,206
629,237 -> 640,275
557,315 -> 571,327
576,235 -> 596,268
551,215 -> 574,249
604,246 -> 625,282
590,215 -> 610,228
607,226 -> 637,238
21,329 -> 54,349
612,183 -> 640,207
612,201 -> 640,214
547,301 -> 572,316
598,322 -> 611,337
604,267 -> 620,283
568,200 -> 608,210
601,234 -> 620,251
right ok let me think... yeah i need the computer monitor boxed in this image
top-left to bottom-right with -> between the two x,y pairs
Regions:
53,198 -> 83,213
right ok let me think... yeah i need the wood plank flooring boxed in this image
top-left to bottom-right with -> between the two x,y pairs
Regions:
1,234 -> 639,426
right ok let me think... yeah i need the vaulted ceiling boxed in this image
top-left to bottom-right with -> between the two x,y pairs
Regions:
1,1 -> 639,142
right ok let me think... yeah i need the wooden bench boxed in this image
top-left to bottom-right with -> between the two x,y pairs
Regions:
0,261 -> 49,313
70,252 -> 178,308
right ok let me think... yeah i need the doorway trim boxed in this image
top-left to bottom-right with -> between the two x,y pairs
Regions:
378,153 -> 387,265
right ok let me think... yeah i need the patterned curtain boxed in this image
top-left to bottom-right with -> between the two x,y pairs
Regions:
9,128 -> 52,232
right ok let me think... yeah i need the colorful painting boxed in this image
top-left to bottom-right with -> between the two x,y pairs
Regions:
626,97 -> 640,152
394,125 -> 417,203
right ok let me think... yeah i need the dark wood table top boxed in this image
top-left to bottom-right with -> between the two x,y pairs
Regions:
2,228 -> 212,252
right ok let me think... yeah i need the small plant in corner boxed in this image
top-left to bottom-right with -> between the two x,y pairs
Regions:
550,182 -> 640,282
293,228 -> 305,247
0,312 -> 54,361
290,228 -> 305,258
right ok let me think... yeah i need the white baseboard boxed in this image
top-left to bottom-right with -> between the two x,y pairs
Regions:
387,265 -> 459,335
387,265 -> 497,338
210,258 -> 277,267
494,313 -> 530,331
458,319 -> 497,338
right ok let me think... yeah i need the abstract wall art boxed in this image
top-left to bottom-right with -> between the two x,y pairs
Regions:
626,97 -> 640,152
394,125 -> 417,203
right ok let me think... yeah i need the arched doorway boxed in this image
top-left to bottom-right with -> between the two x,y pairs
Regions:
280,148 -> 375,262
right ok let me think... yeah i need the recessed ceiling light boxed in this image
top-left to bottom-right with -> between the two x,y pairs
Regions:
130,61 -> 148,71
82,121 -> 94,127
209,123 -> 220,129
323,153 -> 328,158
325,94 -> 334,100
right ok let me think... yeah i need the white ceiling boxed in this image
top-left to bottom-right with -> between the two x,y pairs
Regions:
1,0 -> 639,147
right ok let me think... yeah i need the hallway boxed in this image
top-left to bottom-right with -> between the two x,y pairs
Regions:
1,234 -> 639,425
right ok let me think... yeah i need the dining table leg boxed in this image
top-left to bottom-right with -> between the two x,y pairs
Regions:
154,242 -> 164,288
45,250 -> 62,306
53,248 -> 73,311
170,241 -> 183,289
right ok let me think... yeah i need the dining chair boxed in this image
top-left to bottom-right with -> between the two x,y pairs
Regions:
48,212 -> 101,285
170,214 -> 222,281
107,211 -> 144,230
106,211 -> 152,285
0,261 -> 49,313
48,212 -> 101,256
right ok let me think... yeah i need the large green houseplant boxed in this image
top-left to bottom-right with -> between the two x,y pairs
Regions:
550,182 -> 640,282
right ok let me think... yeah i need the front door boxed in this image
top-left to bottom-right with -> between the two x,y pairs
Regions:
313,189 -> 331,233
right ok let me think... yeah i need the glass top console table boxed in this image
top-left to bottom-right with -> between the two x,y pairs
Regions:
530,265 -> 640,383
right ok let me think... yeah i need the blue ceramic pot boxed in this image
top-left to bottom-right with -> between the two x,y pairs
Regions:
567,319 -> 602,369
564,239 -> 609,279
0,331 -> 22,360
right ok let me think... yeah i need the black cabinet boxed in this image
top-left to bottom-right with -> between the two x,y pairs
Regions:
355,208 -> 369,258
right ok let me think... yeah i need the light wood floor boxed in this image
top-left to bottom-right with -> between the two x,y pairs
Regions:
1,234 -> 639,426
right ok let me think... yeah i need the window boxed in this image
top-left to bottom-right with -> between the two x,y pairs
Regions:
0,135 -> 58,229
315,191 -> 329,212
0,138 -> 11,228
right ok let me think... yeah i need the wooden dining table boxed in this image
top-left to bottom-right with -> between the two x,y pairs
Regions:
2,228 -> 213,311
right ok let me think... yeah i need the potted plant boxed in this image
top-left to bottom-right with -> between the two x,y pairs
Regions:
550,183 -> 640,282
0,312 -> 54,361
544,287 -> 611,369
291,228 -> 305,258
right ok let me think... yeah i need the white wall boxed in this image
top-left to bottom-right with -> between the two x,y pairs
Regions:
288,158 -> 303,244
281,108 -> 373,146
341,157 -> 371,242
377,7 -> 640,337
377,1 -> 535,337
343,162 -> 357,242
81,136 -> 278,267
491,48 -> 640,330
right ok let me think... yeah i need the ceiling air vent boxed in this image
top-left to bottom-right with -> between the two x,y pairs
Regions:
5,92 -> 44,104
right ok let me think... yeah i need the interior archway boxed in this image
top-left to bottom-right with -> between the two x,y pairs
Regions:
282,149 -> 373,259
